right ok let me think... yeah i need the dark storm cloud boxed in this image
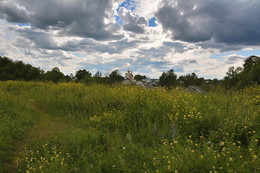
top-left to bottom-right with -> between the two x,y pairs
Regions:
10,27 -> 59,49
156,0 -> 260,45
10,21 -> 140,54
0,2 -> 29,23
0,0 -> 123,40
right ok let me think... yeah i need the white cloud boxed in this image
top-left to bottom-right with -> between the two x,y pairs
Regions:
135,0 -> 163,19
0,1 -> 259,79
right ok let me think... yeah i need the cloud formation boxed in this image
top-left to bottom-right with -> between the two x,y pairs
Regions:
0,0 -> 259,79
118,7 -> 147,33
156,0 -> 260,44
0,0 -> 123,40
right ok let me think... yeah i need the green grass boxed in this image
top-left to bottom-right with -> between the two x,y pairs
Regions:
0,81 -> 259,172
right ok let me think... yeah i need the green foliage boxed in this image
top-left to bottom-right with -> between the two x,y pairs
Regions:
243,55 -> 260,73
43,67 -> 65,83
0,82 -> 37,165
75,69 -> 91,82
134,74 -> 146,81
178,73 -> 205,87
92,76 -> 109,84
93,71 -> 102,78
15,144 -> 70,172
1,81 -> 259,172
0,56 -> 42,81
159,69 -> 177,89
223,56 -> 260,90
109,70 -> 124,84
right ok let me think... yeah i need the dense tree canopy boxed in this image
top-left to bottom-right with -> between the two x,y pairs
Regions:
223,55 -> 260,89
178,73 -> 205,87
109,70 -> 124,84
43,67 -> 65,83
134,74 -> 146,81
243,56 -> 260,73
158,69 -> 177,89
0,56 -> 42,81
75,69 -> 91,81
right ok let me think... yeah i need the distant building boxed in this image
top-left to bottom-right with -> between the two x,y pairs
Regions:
124,70 -> 135,82
122,70 -> 158,89
122,69 -> 136,84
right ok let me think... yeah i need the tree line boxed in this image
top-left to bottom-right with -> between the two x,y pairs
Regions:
0,55 -> 259,90
0,56 -> 121,84
158,55 -> 259,90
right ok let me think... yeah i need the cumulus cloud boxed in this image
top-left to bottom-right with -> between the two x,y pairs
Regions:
118,7 -> 147,33
0,1 -> 30,23
223,54 -> 246,65
0,0 -> 123,40
156,0 -> 260,44
163,41 -> 185,53
13,27 -> 59,49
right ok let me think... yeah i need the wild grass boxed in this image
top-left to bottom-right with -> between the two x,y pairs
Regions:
0,81 -> 259,172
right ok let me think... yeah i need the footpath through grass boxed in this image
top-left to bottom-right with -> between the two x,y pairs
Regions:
0,81 -> 259,172
1,102 -> 72,172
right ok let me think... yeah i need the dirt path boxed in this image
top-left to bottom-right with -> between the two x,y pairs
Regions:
2,103 -> 70,173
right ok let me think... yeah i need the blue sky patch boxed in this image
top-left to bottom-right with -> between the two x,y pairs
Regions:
14,23 -> 30,27
148,17 -> 157,27
114,15 -> 123,26
115,0 -> 136,25
116,0 -> 136,12
71,52 -> 85,58
173,65 -> 184,72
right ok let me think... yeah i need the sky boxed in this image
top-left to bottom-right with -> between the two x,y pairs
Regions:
0,0 -> 260,79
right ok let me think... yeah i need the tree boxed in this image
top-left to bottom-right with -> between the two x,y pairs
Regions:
226,66 -> 243,79
109,70 -> 124,84
93,71 -> 102,78
243,56 -> 260,73
44,67 -> 65,83
158,69 -> 177,89
75,69 -> 91,81
178,73 -> 199,87
0,56 -> 42,81
134,74 -> 146,81
26,67 -> 41,81
236,56 -> 260,88
222,66 -> 243,89
64,75 -> 72,82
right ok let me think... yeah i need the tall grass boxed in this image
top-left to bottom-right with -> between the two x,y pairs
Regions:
0,81 -> 37,165
0,81 -> 259,172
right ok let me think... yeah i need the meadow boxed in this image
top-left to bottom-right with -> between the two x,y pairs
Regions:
0,81 -> 259,172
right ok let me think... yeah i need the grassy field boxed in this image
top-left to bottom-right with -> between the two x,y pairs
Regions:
0,81 -> 259,172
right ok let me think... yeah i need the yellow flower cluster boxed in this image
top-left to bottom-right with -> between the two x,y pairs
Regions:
15,144 -> 70,172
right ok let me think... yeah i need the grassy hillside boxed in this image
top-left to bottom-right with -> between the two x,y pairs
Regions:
0,81 -> 259,172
